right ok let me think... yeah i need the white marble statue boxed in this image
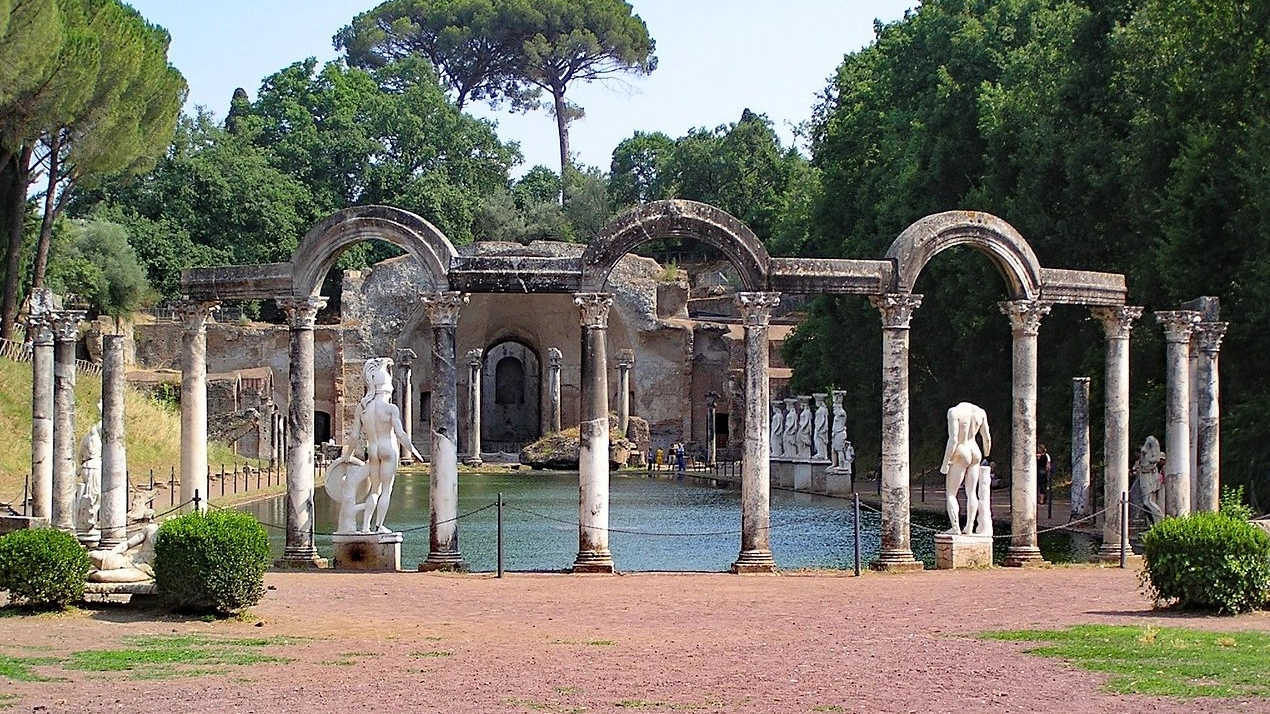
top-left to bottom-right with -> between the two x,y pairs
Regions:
330,357 -> 424,534
770,401 -> 785,458
830,391 -> 850,471
796,396 -> 813,459
1135,435 -> 1165,526
87,522 -> 159,583
74,402 -> 103,540
939,402 -> 993,536
782,398 -> 799,459
812,394 -> 829,461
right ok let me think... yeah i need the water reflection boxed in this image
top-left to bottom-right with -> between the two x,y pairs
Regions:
240,471 -> 1097,572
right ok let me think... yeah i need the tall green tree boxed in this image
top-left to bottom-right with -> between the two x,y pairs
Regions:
46,217 -> 153,323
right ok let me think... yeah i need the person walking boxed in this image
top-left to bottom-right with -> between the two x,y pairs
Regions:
1036,444 -> 1054,505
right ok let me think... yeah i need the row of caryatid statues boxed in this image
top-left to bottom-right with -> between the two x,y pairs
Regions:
769,391 -> 853,471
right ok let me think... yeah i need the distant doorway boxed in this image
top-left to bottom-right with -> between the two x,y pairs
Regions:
482,341 -> 540,452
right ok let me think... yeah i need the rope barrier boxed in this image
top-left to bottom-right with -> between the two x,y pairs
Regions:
504,502 -> 851,537
219,500 -> 499,537
854,498 -> 1109,540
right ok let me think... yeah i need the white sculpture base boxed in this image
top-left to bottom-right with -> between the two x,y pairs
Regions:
934,533 -> 993,570
825,467 -> 853,496
332,532 -> 403,571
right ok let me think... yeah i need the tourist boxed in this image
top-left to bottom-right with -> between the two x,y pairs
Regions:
1036,444 -> 1054,505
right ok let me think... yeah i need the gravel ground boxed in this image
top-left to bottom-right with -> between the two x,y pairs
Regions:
2,566 -> 1268,714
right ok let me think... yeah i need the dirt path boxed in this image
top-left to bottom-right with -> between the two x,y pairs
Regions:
2,566 -> 1268,713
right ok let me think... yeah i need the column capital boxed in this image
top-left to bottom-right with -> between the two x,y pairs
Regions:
26,312 -> 54,345
616,348 -> 634,369
547,346 -> 562,367
1155,310 -> 1202,343
998,299 -> 1053,336
422,291 -> 468,327
278,296 -> 327,330
574,292 -> 613,329
1090,305 -> 1144,340
1192,321 -> 1228,356
869,293 -> 923,329
175,300 -> 221,332
394,347 -> 417,367
736,291 -> 781,326
465,347 -> 484,368
49,309 -> 87,342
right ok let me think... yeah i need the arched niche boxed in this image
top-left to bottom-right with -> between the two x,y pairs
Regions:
581,199 -> 771,292
885,211 -> 1043,300
482,340 -> 541,450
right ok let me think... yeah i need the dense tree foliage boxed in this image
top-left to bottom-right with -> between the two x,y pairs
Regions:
785,0 -> 1269,503
46,218 -> 153,322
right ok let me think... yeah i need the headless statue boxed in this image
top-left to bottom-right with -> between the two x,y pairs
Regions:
770,402 -> 785,458
333,358 -> 424,534
782,399 -> 799,459
1135,435 -> 1164,526
939,402 -> 992,536
830,393 -> 850,470
813,395 -> 830,460
75,404 -> 103,539
796,398 -> 813,459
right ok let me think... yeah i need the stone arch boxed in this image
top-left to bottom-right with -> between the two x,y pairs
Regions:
581,199 -> 770,292
885,211 -> 1042,300
289,205 -> 456,297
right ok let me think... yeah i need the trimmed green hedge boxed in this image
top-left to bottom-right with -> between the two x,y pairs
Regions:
152,510 -> 269,615
1141,511 -> 1270,615
0,528 -> 91,609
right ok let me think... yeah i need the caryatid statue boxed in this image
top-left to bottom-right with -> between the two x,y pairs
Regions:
75,401 -> 103,541
328,357 -> 424,534
812,394 -> 829,461
939,402 -> 993,536
796,396 -> 813,459
830,391 -> 851,471
770,401 -> 785,458
782,398 -> 799,459
1134,435 -> 1165,526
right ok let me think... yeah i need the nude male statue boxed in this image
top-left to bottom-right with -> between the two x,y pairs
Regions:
939,402 -> 992,535
334,357 -> 424,534
88,522 -> 159,583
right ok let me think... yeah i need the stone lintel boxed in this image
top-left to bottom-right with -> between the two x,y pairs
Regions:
769,258 -> 893,295
182,262 -> 294,301
1039,267 -> 1127,306
448,255 -> 582,293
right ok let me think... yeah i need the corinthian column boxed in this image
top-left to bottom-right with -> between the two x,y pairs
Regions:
1156,310 -> 1201,517
573,293 -> 614,573
420,291 -> 469,571
868,293 -> 923,572
178,300 -> 218,513
50,309 -> 86,532
277,296 -> 327,568
731,292 -> 780,574
463,348 -> 484,468
616,348 -> 633,436
547,347 -> 562,432
27,289 -> 55,520
1091,305 -> 1143,561
999,299 -> 1052,567
393,347 -> 416,444
1192,321 -> 1227,512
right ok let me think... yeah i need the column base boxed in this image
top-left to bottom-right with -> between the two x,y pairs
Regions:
730,549 -> 776,574
1002,546 -> 1048,568
418,552 -> 470,573
274,548 -> 329,569
869,553 -> 924,573
77,531 -> 101,550
572,550 -> 614,574
1095,544 -> 1142,565
462,456 -> 483,467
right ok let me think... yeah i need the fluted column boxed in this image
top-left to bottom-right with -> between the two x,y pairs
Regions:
868,293 -> 924,571
463,348 -> 484,467
1156,310 -> 1201,517
1070,377 -> 1092,520
394,347 -> 416,444
421,291 -> 469,571
1192,321 -> 1227,512
616,348 -> 633,436
1000,299 -> 1052,567
277,296 -> 327,568
99,335 -> 128,548
574,293 -> 614,573
178,301 -> 218,513
1092,305 -> 1143,560
547,347 -> 562,432
27,288 -> 54,520
50,309 -> 86,532
731,292 -> 780,574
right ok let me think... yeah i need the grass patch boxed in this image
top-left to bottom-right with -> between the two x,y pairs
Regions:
0,693 -> 16,709
982,625 -> 1270,698
0,634 -> 299,682
410,650 -> 452,658
586,639 -> 614,646
812,707 -> 845,713
0,656 -> 63,682
320,659 -> 357,666
615,701 -> 664,709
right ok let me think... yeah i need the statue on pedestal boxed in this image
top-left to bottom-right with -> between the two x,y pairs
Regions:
829,391 -> 851,472
88,522 -> 159,583
812,394 -> 829,460
1134,435 -> 1165,526
939,402 -> 992,536
770,401 -> 785,458
75,402 -> 103,542
796,396 -> 813,459
328,358 -> 424,534
782,398 -> 799,459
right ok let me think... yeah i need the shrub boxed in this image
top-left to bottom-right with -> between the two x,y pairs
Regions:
0,528 -> 91,609
1140,511 -> 1270,615
152,510 -> 270,615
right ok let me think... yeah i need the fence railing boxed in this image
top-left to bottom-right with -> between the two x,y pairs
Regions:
0,335 -> 102,377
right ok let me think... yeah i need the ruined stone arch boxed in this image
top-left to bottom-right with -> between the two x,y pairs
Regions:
581,199 -> 771,292
885,211 -> 1042,300
289,205 -> 456,297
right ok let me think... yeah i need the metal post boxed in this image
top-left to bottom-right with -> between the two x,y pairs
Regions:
496,492 -> 504,579
1047,477 -> 1053,520
22,477 -> 29,516
920,472 -> 925,502
193,489 -> 202,512
169,466 -> 176,505
220,464 -> 226,496
1119,490 -> 1128,569
853,493 -> 862,577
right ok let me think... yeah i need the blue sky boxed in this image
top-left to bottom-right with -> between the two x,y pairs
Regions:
125,1 -> 915,175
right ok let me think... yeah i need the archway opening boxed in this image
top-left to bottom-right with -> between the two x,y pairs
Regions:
482,341 -> 541,452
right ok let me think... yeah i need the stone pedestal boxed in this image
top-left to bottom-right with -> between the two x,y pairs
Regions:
0,515 -> 50,536
934,533 -> 992,569
769,459 -> 795,489
333,532 -> 403,572
809,459 -> 830,492
792,461 -> 813,491
825,467 -> 853,496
